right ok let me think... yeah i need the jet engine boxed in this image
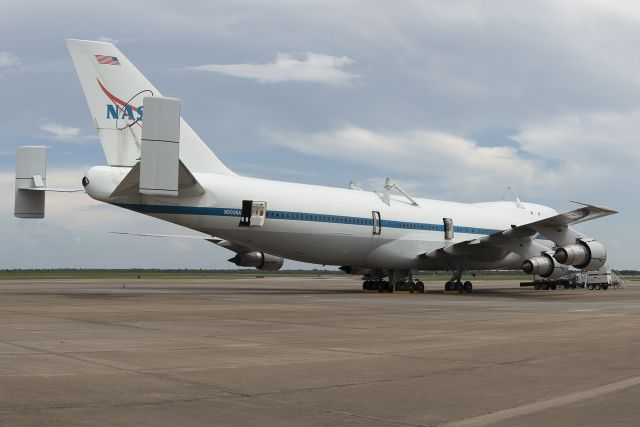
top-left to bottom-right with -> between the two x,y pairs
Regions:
553,239 -> 607,270
522,253 -> 568,279
228,251 -> 284,271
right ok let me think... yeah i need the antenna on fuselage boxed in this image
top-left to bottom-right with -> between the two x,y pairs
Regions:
501,186 -> 525,209
376,177 -> 419,207
348,181 -> 364,191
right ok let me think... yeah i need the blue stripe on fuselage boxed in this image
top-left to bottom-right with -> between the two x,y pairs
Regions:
113,203 -> 507,236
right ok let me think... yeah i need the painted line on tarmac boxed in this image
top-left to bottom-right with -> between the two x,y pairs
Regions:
442,375 -> 640,427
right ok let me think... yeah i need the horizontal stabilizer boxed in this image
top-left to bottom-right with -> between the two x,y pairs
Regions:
23,187 -> 84,193
110,160 -> 204,198
110,231 -> 251,253
110,231 -> 221,244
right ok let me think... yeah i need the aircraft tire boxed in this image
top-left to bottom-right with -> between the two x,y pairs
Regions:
416,281 -> 425,293
463,281 -> 473,293
534,283 -> 541,290
550,284 -> 557,290
445,281 -> 452,291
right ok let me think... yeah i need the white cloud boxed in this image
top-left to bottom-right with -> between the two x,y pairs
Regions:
40,122 -> 81,140
187,52 -> 358,86
98,36 -> 118,45
268,125 -> 550,199
0,51 -> 19,68
512,110 -> 640,164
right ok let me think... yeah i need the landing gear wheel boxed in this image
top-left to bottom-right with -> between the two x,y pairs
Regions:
463,281 -> 473,293
542,283 -> 549,290
534,283 -> 541,290
415,281 -> 425,293
550,284 -> 557,290
456,281 -> 464,293
445,281 -> 453,291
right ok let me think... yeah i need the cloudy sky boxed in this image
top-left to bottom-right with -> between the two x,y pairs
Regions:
1,0 -> 638,269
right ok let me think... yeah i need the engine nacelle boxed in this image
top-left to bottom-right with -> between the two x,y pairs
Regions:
522,253 -> 568,279
228,251 -> 284,271
553,239 -> 607,270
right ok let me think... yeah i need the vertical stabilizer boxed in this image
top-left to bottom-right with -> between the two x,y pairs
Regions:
65,39 -> 234,175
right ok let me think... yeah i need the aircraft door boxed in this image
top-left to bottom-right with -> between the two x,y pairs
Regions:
239,200 -> 252,226
443,217 -> 454,240
250,201 -> 266,227
372,211 -> 381,235
239,200 -> 267,227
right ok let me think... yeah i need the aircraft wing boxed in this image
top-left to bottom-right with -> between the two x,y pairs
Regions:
421,203 -> 618,263
110,232 -> 251,253
517,202 -> 617,229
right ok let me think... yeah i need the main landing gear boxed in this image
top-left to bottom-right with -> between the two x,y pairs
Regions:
361,280 -> 425,293
362,280 -> 392,292
444,268 -> 473,293
362,270 -> 425,294
444,280 -> 473,293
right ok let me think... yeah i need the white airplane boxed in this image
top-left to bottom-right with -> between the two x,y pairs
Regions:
14,39 -> 617,293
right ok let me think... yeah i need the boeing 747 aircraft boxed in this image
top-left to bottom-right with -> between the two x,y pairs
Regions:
14,40 -> 617,293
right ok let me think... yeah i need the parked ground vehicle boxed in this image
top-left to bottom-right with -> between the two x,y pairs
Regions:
521,269 -> 624,291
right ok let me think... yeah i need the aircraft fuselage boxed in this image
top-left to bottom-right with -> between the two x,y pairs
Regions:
84,166 -> 557,270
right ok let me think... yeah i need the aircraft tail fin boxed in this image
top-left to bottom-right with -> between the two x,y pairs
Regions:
65,39 -> 234,175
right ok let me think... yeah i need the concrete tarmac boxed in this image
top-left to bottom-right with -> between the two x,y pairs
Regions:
0,277 -> 638,426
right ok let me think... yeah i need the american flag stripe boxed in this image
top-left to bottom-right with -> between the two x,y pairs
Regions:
95,55 -> 120,66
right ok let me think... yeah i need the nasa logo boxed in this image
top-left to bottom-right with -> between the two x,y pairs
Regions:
106,104 -> 143,121
97,79 -> 143,122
